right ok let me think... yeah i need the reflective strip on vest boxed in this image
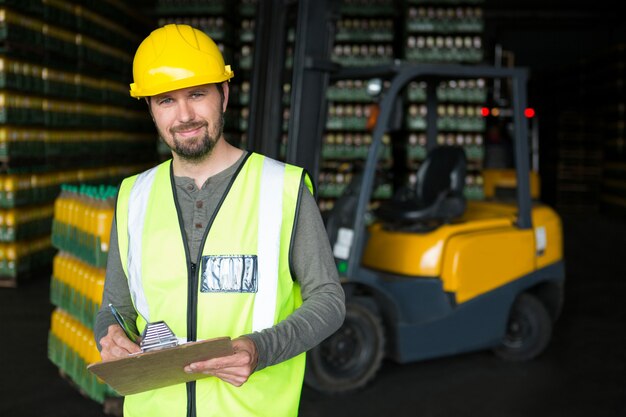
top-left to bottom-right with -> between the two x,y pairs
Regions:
253,157 -> 285,332
126,166 -> 158,324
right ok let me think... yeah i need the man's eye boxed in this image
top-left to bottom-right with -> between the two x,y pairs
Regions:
158,98 -> 173,105
190,93 -> 205,99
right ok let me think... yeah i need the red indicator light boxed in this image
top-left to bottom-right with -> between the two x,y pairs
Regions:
480,107 -> 490,117
524,108 -> 535,118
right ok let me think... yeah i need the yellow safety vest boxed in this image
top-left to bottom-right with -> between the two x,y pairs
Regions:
116,153 -> 312,417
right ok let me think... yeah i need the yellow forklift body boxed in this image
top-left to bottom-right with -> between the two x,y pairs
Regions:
482,169 -> 541,199
362,214 -> 513,276
463,201 -> 563,269
362,201 -> 563,303
441,227 -> 535,303
528,204 -> 563,269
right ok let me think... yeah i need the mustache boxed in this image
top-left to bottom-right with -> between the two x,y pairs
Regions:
170,121 -> 208,134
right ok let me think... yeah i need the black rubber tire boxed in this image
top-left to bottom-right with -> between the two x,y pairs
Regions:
304,300 -> 385,394
494,293 -> 553,361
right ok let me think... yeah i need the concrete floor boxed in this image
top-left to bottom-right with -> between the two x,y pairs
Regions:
1,213 -> 624,417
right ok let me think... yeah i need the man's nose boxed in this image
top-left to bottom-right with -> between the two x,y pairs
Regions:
177,100 -> 195,122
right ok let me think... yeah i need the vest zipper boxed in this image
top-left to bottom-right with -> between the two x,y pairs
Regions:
187,261 -> 198,417
169,163 -> 199,417
188,262 -> 198,342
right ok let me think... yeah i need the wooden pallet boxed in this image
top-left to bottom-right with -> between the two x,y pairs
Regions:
0,263 -> 52,288
0,277 -> 18,288
58,369 -> 123,416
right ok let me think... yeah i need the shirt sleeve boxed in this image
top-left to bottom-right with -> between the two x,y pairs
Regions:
93,215 -> 138,351
245,182 -> 346,371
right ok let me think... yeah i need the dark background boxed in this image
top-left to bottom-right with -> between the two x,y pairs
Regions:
1,2 -> 625,416
483,0 -> 625,209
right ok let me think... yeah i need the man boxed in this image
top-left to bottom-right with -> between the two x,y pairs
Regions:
94,24 -> 345,417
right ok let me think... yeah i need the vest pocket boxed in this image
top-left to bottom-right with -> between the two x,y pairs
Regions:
200,255 -> 258,293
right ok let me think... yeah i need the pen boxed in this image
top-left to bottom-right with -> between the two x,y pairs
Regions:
109,303 -> 141,343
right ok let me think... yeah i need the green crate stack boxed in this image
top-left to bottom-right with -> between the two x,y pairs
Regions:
155,0 -> 247,155
318,0 -> 396,215
332,4 -> 395,67
51,184 -> 117,269
597,45 -> 625,215
404,3 -> 483,63
554,110 -> 603,213
550,61 -> 602,214
48,183 -> 118,403
279,14 -> 297,160
46,175 -> 146,405
547,44 -> 625,215
0,1 -> 155,289
234,12 -> 253,145
1,0 -> 157,409
233,0 -> 258,149
403,0 -> 486,201
48,307 -> 114,403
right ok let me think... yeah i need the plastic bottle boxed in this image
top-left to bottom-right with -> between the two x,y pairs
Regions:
65,186 -> 78,253
84,186 -> 97,264
84,264 -> 97,327
91,268 -> 105,326
52,185 -> 67,247
48,309 -> 61,366
51,253 -> 62,307
95,188 -> 115,268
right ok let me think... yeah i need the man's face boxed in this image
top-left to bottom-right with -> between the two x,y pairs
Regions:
149,83 -> 228,162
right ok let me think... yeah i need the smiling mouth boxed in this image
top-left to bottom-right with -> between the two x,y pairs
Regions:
172,123 -> 207,138
176,127 -> 203,137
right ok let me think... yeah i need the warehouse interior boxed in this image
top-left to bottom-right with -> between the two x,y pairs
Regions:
0,0 -> 624,416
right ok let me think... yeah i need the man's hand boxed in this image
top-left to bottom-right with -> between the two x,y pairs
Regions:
99,324 -> 142,361
184,336 -> 258,387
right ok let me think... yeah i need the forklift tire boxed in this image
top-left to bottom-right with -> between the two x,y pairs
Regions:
305,300 -> 385,394
494,293 -> 552,361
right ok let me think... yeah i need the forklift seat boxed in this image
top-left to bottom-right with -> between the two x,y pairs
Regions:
376,145 -> 467,228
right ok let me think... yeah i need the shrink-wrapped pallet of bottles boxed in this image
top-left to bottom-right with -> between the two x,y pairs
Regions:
0,0 -> 157,410
0,1 -> 155,286
48,308 -> 111,403
403,0 -> 486,201
317,0 -> 396,214
316,0 -> 487,215
0,165 -> 146,283
51,184 -> 115,268
546,44 -> 625,214
48,183 -> 118,404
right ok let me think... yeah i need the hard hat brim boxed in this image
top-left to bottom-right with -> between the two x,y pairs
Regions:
130,71 -> 234,98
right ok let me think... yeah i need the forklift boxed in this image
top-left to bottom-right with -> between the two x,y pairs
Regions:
303,64 -> 566,393
243,0 -> 565,395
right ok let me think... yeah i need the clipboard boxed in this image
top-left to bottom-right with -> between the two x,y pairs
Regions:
87,336 -> 234,396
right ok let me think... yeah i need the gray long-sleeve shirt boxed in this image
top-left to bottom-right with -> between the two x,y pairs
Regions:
94,151 -> 345,371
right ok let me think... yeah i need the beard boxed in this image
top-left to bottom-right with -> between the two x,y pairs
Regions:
160,112 -> 225,162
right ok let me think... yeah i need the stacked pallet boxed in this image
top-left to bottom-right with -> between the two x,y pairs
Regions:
547,44 -> 626,213
403,0 -> 486,201
317,0 -> 486,214
0,0 -> 155,286
48,184 -> 118,403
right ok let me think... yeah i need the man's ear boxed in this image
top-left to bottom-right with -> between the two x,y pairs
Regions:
221,82 -> 229,112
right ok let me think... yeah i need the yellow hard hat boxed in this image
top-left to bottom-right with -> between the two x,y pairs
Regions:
129,24 -> 234,98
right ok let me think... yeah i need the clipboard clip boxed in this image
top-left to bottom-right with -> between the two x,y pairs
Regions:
140,321 -> 179,352
109,304 -> 179,352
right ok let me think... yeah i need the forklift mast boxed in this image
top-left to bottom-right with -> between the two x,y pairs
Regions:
246,0 -> 338,180
247,2 -> 532,279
